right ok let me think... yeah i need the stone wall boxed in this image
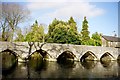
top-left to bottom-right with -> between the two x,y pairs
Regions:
0,42 -> 120,61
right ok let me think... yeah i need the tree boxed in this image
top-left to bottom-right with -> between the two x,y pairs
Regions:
46,18 -> 81,44
0,13 -> 11,41
48,18 -> 66,37
81,16 -> 90,45
91,32 -> 102,46
14,28 -> 24,41
24,20 -> 45,42
68,16 -> 77,30
0,3 -> 30,41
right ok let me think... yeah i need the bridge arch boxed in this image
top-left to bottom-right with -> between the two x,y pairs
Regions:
29,49 -> 51,59
57,50 -> 76,62
0,49 -> 17,58
28,49 -> 45,70
100,52 -> 115,68
80,51 -> 98,62
100,52 -> 115,61
0,49 -> 18,71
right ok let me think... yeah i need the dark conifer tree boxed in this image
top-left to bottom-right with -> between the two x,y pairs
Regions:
81,16 -> 90,44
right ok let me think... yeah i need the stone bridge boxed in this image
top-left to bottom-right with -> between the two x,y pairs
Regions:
0,42 -> 120,61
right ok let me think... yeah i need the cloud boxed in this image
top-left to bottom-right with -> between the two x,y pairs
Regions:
26,0 -> 88,11
27,2 -> 105,19
45,2 -> 105,19
26,2 -> 63,11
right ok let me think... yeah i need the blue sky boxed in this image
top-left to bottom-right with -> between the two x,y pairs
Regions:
1,0 -> 119,37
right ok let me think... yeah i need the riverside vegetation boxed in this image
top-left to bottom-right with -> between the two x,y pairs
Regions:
0,3 -> 102,46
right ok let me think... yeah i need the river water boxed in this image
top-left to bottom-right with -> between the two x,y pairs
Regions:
2,60 -> 120,79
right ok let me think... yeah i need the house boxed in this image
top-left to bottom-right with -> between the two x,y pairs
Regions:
101,35 -> 120,48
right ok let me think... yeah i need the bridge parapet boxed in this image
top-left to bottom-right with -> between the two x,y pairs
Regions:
40,43 -> 119,61
0,42 -> 42,59
0,42 -> 119,61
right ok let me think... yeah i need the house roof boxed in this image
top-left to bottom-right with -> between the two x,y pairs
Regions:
102,35 -> 120,42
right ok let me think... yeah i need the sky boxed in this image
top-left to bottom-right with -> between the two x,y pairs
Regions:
1,0 -> 120,37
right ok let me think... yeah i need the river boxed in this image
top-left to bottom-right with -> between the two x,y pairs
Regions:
2,60 -> 120,79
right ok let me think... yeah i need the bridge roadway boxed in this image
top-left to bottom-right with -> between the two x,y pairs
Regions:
0,42 -> 120,61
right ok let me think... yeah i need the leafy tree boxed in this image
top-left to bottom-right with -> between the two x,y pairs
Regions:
47,19 -> 65,42
91,32 -> 102,46
66,28 -> 81,44
24,32 -> 33,42
81,16 -> 90,45
48,18 -> 59,37
24,20 -> 45,42
52,23 -> 68,43
68,17 -> 77,30
46,18 -> 81,44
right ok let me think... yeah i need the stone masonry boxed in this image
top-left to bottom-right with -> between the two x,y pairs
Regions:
0,42 -> 120,61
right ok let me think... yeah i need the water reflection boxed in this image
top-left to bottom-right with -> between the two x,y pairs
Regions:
27,60 -> 48,78
2,62 -> 17,76
81,60 -> 97,69
2,62 -> 28,78
100,60 -> 114,68
57,60 -> 76,68
117,60 -> 120,67
28,59 -> 43,71
29,60 -> 48,71
2,60 -> 120,78
28,51 -> 43,71
117,60 -> 120,77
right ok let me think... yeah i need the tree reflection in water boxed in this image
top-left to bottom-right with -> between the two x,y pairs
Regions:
80,60 -> 97,69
